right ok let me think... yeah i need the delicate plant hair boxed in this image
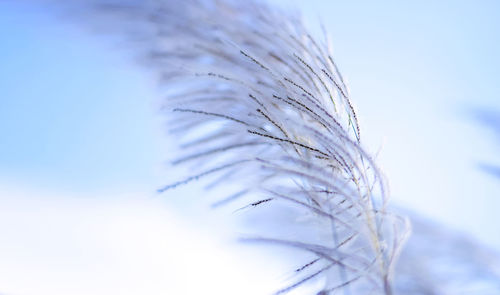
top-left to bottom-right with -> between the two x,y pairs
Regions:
68,0 -> 410,293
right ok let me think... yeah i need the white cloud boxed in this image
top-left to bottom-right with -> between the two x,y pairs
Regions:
0,185 -> 284,295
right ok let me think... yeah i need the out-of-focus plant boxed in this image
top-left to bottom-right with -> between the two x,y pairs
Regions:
474,109 -> 500,178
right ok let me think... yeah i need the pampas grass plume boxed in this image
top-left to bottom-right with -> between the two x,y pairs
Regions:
55,0 -> 411,293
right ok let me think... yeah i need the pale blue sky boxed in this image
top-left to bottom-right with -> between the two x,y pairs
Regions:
1,0 -> 500,241
0,1 -> 499,293
0,2 -> 169,194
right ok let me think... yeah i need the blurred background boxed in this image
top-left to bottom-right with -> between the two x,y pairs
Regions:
0,0 -> 499,294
